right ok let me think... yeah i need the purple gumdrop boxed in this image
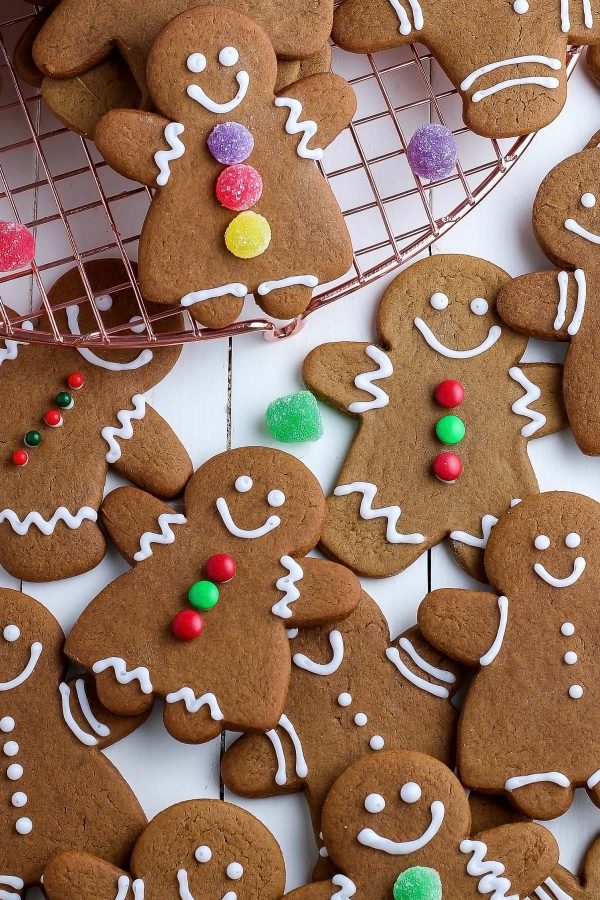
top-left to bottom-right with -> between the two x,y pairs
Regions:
207,122 -> 254,165
407,124 -> 458,180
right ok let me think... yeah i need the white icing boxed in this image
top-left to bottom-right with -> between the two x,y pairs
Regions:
400,782 -> 422,804
11,793 -> 26,808
155,122 -> 185,187
177,869 -> 195,900
513,0 -> 529,11
219,46 -> 239,67
581,192 -> 596,207
461,55 -> 561,94
565,532 -> 580,548
338,693 -> 352,707
3,627 -> 19,643
354,713 -> 367,726
293,630 -> 344,675
0,506 -> 97,536
505,772 -> 570,791
569,684 -> 583,699
555,269 -> 587,336
588,770 -> 600,789
450,514 -> 498,549
95,294 -> 112,311
460,839 -> 517,899
470,298 -> 488,316
365,793 -> 385,813
75,677 -> 110,737
534,557 -> 586,587
257,275 -> 318,296
0,718 -> 14,733
473,75 -> 560,102
165,688 -> 224,719
0,642 -> 42,691
226,863 -> 243,880
235,476 -> 253,492
369,735 -> 384,750
287,628 -> 299,639
561,0 -> 594,30
398,637 -> 456,684
535,534 -> 550,550
187,71 -> 249,113
6,765 -> 22,781
221,894 -> 237,900
266,714 -> 308,785
132,882 -> 145,900
386,0 -> 424,34
93,657 -> 153,694
0,876 -> 24,900
386,646 -> 452,699
535,878 -> 574,900
15,817 -> 31,835
0,341 -> 20,366
509,367 -> 546,437
564,651 -> 577,664
102,394 -> 147,463
195,846 -> 212,862
187,53 -> 206,73
267,489 -> 285,508
66,305 -> 153,370
565,218 -> 600,244
358,800 -> 445,854
479,596 -> 508,666
216,497 -> 280,539
59,682 -> 98,746
114,877 -> 145,900
274,97 -> 323,160
3,742 -> 18,757
334,482 -> 425,544
134,513 -> 187,562
430,292 -> 449,310
181,283 -> 247,307
561,622 -> 575,636
348,346 -> 394,414
331,874 -> 357,900
272,556 -> 303,619
128,316 -> 146,334
414,317 -> 502,358
555,270 -> 569,330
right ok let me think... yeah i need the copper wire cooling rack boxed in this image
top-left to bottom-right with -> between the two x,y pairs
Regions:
0,2 -> 582,347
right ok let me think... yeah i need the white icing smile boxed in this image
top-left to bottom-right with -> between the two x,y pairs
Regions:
358,799 -> 445,854
534,557 -> 586,588
565,218 -> 600,245
186,50 -> 249,113
0,642 -> 42,691
66,305 -> 153,371
216,497 -> 281,539
414,317 -> 501,358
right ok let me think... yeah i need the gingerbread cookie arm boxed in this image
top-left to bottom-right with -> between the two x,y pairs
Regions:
467,824 -> 558,897
497,270 -> 580,341
101,486 -> 184,567
512,362 -> 567,440
62,672 -> 149,749
584,126 -> 600,148
33,0 -> 115,77
44,851 -> 129,900
276,73 -> 357,149
108,406 -> 192,500
278,557 -> 361,627
418,589 -> 504,666
222,730 -> 305,797
284,884 -> 335,900
303,342 -> 387,413
333,0 -> 421,52
95,110 -> 171,187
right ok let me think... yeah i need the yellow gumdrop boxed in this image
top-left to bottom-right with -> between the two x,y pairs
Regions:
225,211 -> 271,259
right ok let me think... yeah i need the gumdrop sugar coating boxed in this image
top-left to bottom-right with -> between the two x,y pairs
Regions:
225,211 -> 272,259
266,390 -> 323,442
216,165 -> 263,212
407,124 -> 458,180
0,221 -> 36,271
207,121 -> 254,165
393,867 -> 443,900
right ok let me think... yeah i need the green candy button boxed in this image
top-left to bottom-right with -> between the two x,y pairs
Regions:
393,867 -> 442,900
24,430 -> 41,448
435,414 -> 465,445
188,580 -> 219,610
55,391 -> 73,409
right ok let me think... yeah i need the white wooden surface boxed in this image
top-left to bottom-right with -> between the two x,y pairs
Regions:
3,11 -> 600,892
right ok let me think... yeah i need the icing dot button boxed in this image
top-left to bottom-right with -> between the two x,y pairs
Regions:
561,622 -> 575,636
188,580 -> 220,610
15,817 -> 32,835
208,121 -> 254,165
432,451 -> 462,483
24,430 -> 41,448
370,735 -> 384,751
435,414 -> 465,445
569,684 -> 584,700
43,410 -> 63,428
12,450 -> 28,467
11,792 -> 27,807
337,692 -> 352,707
67,372 -> 84,390
226,863 -> 244,880
0,717 -> 15,733
434,379 -> 464,408
171,609 -> 204,641
354,713 -> 367,726
216,164 -> 263,212
564,651 -> 578,665
225,211 -> 271,259
206,553 -> 236,583
7,764 -> 23,780
3,741 -> 19,757
393,867 -> 442,900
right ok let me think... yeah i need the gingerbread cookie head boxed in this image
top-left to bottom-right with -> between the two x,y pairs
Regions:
0,588 -> 63,701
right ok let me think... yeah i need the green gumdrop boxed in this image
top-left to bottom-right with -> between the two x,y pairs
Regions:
393,867 -> 442,900
266,391 -> 323,443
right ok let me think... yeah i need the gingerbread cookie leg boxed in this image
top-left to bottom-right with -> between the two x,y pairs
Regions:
32,0 -> 116,77
44,852 -> 128,900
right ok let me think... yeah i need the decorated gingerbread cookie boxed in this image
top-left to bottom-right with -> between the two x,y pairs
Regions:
419,490 -> 600,821
529,834 -> 600,900
333,0 -> 600,138
65,447 -> 360,743
89,6 -> 354,329
43,798 -> 286,899
283,750 -> 558,900
497,131 -> 600,455
222,590 -> 462,873
0,258 -> 192,581
0,588 -> 147,895
303,254 -> 567,580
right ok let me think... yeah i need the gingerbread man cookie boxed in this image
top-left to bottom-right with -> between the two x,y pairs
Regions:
89,6 -> 354,329
65,447 -> 360,744
333,0 -> 600,138
0,258 -> 192,581
303,254 -> 566,580
528,834 -> 600,899
283,751 -> 558,900
0,588 -> 147,895
222,590 -> 462,874
43,799 -> 286,899
419,490 -> 600,821
497,130 -> 600,455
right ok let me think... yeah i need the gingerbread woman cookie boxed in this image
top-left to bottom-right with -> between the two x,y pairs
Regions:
303,254 -> 567,580
89,6 -> 354,329
43,799 -> 286,899
65,447 -> 360,744
0,587 -> 147,895
0,258 -> 192,581
419,490 -> 600,821
283,750 -> 558,900
497,130 -> 600,455
222,590 -> 462,874
333,0 -> 600,138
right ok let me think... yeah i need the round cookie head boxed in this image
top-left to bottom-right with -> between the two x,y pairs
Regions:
484,491 -> 598,597
321,751 -> 470,892
146,7 -> 278,123
377,255 -> 526,367
0,588 -> 64,694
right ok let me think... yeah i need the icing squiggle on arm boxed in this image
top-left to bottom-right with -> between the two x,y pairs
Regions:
293,630 -> 344,675
154,122 -> 185,187
334,482 -> 425,544
165,688 -> 224,720
274,97 -> 323,160
398,637 -> 456,684
331,875 -> 357,899
386,645 -> 451,698
508,367 -> 546,437
479,596 -> 508,666
101,394 -> 147,463
92,657 -> 153,694
266,714 -> 308,785
0,875 -> 24,900
460,839 -> 517,899
272,556 -> 303,619
451,514 -> 498,549
386,0 -> 424,34
348,345 -> 394,414
555,270 -> 586,335
134,513 -> 187,562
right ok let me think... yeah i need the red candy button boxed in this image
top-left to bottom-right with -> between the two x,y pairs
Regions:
435,380 -> 464,408
206,553 -> 236,583
43,410 -> 63,428
432,452 -> 462,483
171,609 -> 204,641
67,372 -> 85,390
12,450 -> 28,467
0,222 -> 36,272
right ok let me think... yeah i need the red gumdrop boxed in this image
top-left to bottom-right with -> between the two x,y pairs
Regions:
434,379 -> 464,408
216,164 -> 263,211
0,222 -> 36,272
12,450 -> 28,467
171,609 -> 204,641
432,452 -> 462,483
206,553 -> 236,583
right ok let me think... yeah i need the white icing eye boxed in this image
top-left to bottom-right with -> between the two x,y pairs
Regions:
430,292 -> 449,311
219,46 -> 239,67
513,0 -> 529,11
470,298 -> 488,316
128,316 -> 146,334
400,782 -> 422,804
268,489 -> 286,508
95,294 -> 113,311
581,193 -> 597,208
534,535 -> 550,551
235,475 -> 253,493
364,793 -> 385,813
226,863 -> 244,880
565,532 -> 581,548
3,626 -> 19,643
195,845 -> 212,863
187,53 -> 207,73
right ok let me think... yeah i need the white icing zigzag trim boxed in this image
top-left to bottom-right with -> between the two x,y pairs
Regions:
509,367 -> 546,437
272,555 -> 303,619
460,839 -> 517,899
155,122 -> 185,187
334,482 -> 425,544
134,513 -> 187,562
102,394 -> 146,463
293,630 -> 344,675
451,514 -> 498,549
0,506 -> 97,536
92,657 -> 153,694
165,688 -> 224,720
534,877 -> 574,900
387,0 -> 424,35
274,97 -> 323,160
331,875 -> 357,900
348,345 -> 394,414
